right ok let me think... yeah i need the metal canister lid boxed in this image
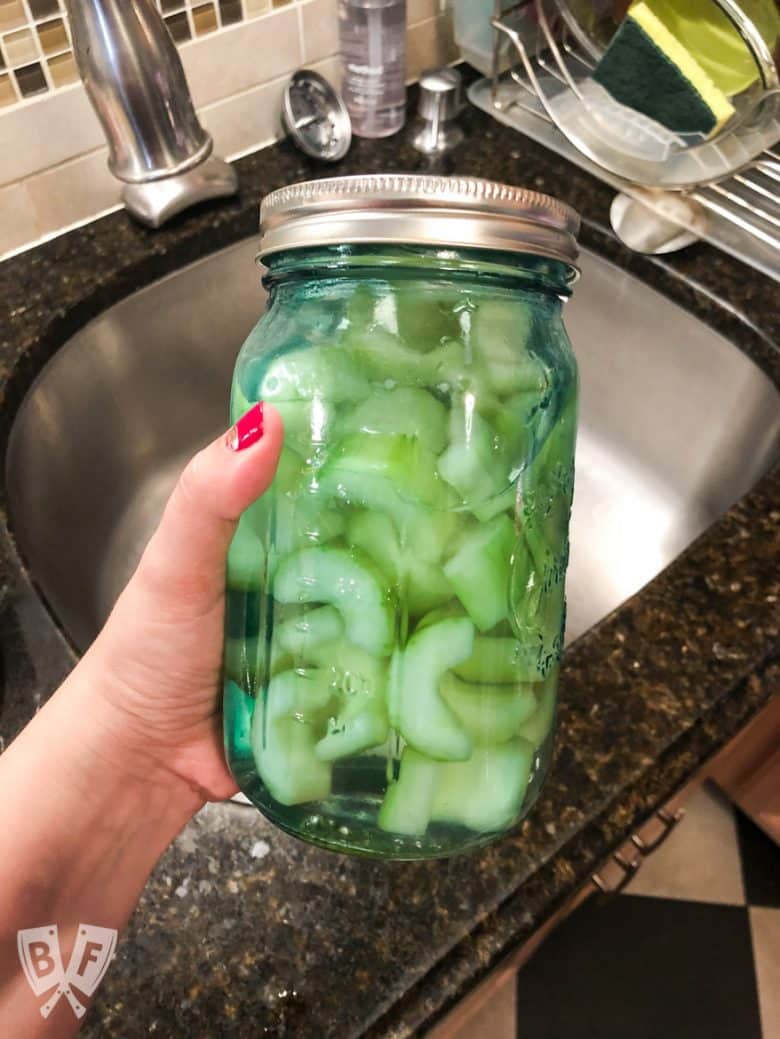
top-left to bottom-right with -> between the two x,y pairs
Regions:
258,174 -> 580,265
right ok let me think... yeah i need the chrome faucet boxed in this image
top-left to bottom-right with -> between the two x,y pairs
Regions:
64,0 -> 238,228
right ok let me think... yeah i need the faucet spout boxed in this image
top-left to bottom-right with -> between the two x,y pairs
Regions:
64,0 -> 238,227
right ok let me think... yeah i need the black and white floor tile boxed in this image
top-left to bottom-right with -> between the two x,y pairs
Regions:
453,785 -> 780,1039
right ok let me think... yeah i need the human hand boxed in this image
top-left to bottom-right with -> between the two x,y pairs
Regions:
78,402 -> 282,807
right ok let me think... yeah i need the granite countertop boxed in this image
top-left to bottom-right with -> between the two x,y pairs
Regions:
0,81 -> 778,1037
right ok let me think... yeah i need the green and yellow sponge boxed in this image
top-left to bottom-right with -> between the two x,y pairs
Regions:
593,0 -> 736,139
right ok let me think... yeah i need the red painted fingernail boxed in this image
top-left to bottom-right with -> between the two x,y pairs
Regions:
226,402 -> 264,451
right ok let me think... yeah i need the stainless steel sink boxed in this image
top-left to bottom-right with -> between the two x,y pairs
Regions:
6,240 -> 780,652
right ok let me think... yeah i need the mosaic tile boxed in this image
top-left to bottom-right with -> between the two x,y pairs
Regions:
0,0 -> 303,107
15,61 -> 47,97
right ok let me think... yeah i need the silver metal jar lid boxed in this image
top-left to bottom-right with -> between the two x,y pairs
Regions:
258,174 -> 580,265
282,70 -> 351,162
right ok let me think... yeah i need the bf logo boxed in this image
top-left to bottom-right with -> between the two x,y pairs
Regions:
17,924 -> 117,1018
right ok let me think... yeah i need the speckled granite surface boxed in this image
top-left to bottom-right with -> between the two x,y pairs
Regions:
0,80 -> 778,1037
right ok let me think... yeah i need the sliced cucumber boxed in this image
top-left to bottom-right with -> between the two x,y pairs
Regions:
406,560 -> 453,616
394,285 -> 462,353
344,326 -> 422,382
396,507 -> 457,563
347,512 -> 401,579
392,617 -> 475,761
377,747 -> 438,835
274,547 -> 395,657
473,484 -> 518,524
227,505 -> 268,590
415,604 -> 467,631
345,326 -> 464,387
521,382 -> 577,572
273,486 -> 346,559
275,398 -> 339,458
341,387 -> 448,453
347,511 -> 452,616
439,672 -> 537,744
315,685 -> 389,761
431,740 -> 535,832
444,514 -> 516,632
516,675 -> 557,748
256,717 -> 332,805
262,667 -> 334,723
260,346 -> 369,403
473,299 -> 545,396
275,605 -> 345,658
440,398 -> 519,513
453,634 -> 542,684
251,669 -> 335,805
305,638 -> 387,697
324,433 -> 448,510
511,568 -> 566,680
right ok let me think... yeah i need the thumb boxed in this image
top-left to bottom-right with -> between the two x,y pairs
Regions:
131,402 -> 283,618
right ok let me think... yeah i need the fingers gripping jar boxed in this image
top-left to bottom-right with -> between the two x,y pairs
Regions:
223,175 -> 579,859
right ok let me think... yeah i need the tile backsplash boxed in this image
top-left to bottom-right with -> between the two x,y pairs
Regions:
0,0 -> 301,107
0,0 -> 457,257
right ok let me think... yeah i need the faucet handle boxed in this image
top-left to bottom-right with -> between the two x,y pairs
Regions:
64,0 -> 238,226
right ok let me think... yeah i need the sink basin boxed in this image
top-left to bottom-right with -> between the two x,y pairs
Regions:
7,240 -> 780,652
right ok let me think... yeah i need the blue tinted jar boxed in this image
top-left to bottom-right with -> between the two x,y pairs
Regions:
224,175 -> 580,859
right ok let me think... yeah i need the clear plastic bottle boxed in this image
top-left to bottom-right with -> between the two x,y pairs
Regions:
338,0 -> 407,138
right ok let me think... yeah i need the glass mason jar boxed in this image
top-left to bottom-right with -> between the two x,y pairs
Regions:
224,175 -> 579,859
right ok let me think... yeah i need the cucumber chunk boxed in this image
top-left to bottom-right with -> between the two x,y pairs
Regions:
275,605 -> 345,658
444,514 -> 516,632
473,299 -> 545,396
274,547 -> 395,657
516,676 -> 557,748
305,637 -> 387,696
347,512 -> 401,579
406,561 -> 453,616
262,667 -> 335,723
227,504 -> 268,590
345,326 -> 464,387
315,684 -> 389,762
394,285 -> 462,353
251,669 -> 335,805
392,617 -> 475,761
324,433 -> 448,510
375,748 -> 440,835
341,387 -> 448,453
377,748 -> 439,835
431,740 -> 535,832
275,398 -> 339,458
260,346 -> 369,403
453,635 -> 543,684
439,673 -> 537,744
472,484 -> 518,524
521,383 -> 577,575
438,405 -> 505,505
298,636 -> 390,760
347,511 -> 452,617
273,490 -> 346,558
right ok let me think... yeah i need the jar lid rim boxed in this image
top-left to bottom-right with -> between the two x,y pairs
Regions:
258,174 -> 580,265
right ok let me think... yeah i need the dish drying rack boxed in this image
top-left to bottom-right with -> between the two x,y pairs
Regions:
466,0 -> 780,280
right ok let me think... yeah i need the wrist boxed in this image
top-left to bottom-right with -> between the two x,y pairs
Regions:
0,674 -> 199,957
